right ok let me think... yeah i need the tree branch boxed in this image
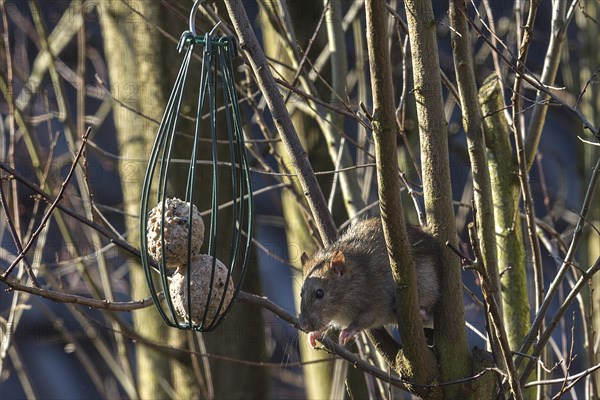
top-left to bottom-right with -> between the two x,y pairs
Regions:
3,127 -> 92,278
237,291 -> 497,393
0,159 -> 145,266
479,74 -> 531,353
464,13 -> 599,140
237,292 -> 413,391
364,0 -> 438,393
449,0 -> 501,318
516,156 -> 600,367
525,0 -> 577,168
223,0 -> 337,246
404,0 -> 470,395
468,223 -> 523,400
0,276 -> 158,311
520,256 -> 600,385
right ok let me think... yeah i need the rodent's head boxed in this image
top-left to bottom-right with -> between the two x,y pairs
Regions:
298,250 -> 348,332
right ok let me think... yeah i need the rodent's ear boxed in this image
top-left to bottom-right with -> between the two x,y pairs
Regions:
330,250 -> 346,276
301,252 -> 311,277
300,252 -> 309,267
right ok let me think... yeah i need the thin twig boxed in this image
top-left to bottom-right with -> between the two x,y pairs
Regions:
555,313 -> 578,399
274,76 -> 366,123
517,156 -> 600,372
0,174 -> 40,287
468,223 -> 524,400
225,0 -> 338,245
524,363 -> 600,388
3,127 -> 92,277
520,256 -> 600,386
0,276 -> 158,311
282,3 -> 328,104
464,14 -> 600,139
574,67 -> 600,109
578,136 -> 600,147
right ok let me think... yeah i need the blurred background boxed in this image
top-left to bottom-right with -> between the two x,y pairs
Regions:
1,0 -> 598,398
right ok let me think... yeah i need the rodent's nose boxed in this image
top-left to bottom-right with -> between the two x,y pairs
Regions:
298,314 -> 307,329
298,314 -> 311,331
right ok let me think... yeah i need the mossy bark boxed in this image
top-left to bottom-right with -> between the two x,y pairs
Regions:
576,1 -> 600,396
479,75 -> 531,354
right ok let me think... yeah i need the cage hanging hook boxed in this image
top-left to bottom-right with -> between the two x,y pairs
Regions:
188,0 -> 205,36
189,0 -> 221,36
179,1 -> 221,52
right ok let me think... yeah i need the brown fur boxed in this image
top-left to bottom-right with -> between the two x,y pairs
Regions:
299,218 -> 442,339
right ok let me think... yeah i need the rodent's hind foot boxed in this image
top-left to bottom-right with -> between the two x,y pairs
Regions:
420,307 -> 434,329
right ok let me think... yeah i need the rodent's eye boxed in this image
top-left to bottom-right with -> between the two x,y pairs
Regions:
315,289 -> 324,299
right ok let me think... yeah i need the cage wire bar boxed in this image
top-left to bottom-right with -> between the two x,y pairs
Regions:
139,2 -> 253,332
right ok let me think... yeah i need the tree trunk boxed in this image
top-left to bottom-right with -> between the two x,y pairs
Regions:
99,2 -> 171,398
403,0 -> 470,397
479,74 -> 530,356
576,1 -> 600,396
365,0 -> 439,395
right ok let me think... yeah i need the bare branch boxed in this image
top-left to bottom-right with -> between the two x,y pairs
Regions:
468,223 -> 523,400
525,0 -> 581,167
520,256 -> 600,386
365,0 -> 439,392
450,0 -> 501,320
3,127 -> 92,278
224,0 -> 338,246
238,291 -> 499,392
516,156 -> 600,373
0,277 -> 158,311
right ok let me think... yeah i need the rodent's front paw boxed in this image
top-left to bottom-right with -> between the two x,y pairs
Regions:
307,330 -> 323,348
339,325 -> 358,346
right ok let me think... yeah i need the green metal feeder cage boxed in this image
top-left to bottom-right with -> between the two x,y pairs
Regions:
139,1 -> 253,332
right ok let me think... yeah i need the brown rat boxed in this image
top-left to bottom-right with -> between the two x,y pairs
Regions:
298,218 -> 441,347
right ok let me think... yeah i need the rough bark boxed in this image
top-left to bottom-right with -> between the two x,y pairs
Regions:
449,0 -> 501,318
403,0 -> 470,396
365,1 -> 439,396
